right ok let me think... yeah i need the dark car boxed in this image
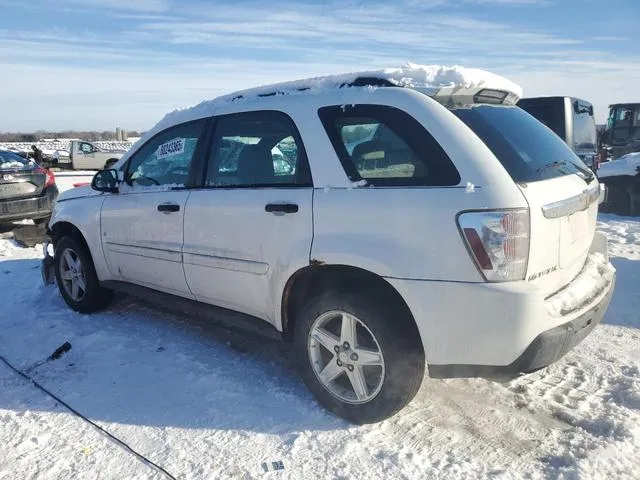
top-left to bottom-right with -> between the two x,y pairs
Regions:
0,150 -> 58,225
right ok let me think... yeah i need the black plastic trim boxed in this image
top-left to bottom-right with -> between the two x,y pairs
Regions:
101,280 -> 283,341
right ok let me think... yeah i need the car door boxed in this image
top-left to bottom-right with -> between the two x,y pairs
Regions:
101,118 -> 208,297
183,111 -> 314,325
73,142 -> 98,169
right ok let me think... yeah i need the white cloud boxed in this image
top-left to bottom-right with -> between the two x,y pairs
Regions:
60,0 -> 170,12
464,0 -> 548,4
0,0 -> 637,129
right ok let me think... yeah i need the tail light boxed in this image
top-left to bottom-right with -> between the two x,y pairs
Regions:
457,209 -> 530,282
34,167 -> 56,188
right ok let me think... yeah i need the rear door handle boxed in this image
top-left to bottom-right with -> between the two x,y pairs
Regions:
157,203 -> 180,213
265,203 -> 298,214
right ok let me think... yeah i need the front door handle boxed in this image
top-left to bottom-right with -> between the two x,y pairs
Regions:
157,203 -> 180,213
265,203 -> 299,214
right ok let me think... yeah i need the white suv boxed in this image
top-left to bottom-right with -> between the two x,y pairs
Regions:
41,64 -> 616,424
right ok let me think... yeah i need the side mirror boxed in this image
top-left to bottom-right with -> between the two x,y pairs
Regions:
91,169 -> 119,193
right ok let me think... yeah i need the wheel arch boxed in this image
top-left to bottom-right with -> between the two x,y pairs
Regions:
50,220 -> 90,251
281,264 -> 421,345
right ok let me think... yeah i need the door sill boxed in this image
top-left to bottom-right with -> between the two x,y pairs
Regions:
101,280 -> 283,342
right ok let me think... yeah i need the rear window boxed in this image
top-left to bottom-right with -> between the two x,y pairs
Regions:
0,151 -> 34,170
517,98 -> 566,141
572,100 -> 597,151
452,105 -> 591,183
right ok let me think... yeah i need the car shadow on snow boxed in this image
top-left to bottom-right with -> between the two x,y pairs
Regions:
0,222 -> 48,247
603,257 -> 640,329
0,258 -> 346,434
0,251 -> 638,445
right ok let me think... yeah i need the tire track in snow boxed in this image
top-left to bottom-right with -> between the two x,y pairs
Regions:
370,378 -> 570,477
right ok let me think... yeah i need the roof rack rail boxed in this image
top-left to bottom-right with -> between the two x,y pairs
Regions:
342,77 -> 397,88
231,77 -> 396,102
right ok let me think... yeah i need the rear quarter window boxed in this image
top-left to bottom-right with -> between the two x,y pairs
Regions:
318,104 -> 460,187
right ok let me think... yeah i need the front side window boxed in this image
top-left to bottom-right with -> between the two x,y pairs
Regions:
318,104 -> 460,187
205,111 -> 311,187
125,119 -> 206,187
80,142 -> 95,154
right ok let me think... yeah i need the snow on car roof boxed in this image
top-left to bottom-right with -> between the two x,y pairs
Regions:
150,62 -> 522,132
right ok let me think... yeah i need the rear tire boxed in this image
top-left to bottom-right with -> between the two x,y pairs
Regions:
54,236 -> 113,313
294,290 -> 425,424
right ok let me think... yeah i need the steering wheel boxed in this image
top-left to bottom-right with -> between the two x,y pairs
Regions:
132,175 -> 160,186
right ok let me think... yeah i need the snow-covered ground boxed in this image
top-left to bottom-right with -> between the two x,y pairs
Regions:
0,209 -> 639,479
50,170 -> 95,192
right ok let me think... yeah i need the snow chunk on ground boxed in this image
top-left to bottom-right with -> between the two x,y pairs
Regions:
546,252 -> 616,317
598,152 -> 640,179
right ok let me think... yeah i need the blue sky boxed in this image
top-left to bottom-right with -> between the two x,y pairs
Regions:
1,0 -> 638,132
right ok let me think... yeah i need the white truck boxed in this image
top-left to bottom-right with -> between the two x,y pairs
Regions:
68,140 -> 126,170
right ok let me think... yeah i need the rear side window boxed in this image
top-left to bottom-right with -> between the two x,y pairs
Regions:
453,105 -> 591,183
205,111 -> 312,188
318,105 -> 460,187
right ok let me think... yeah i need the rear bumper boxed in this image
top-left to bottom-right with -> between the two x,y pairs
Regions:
427,272 -> 615,380
386,231 -> 616,380
0,186 -> 58,222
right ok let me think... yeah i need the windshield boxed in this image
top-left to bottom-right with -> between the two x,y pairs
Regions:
0,150 -> 35,170
452,105 -> 591,183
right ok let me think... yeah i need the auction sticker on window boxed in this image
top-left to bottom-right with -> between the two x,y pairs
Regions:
157,138 -> 185,159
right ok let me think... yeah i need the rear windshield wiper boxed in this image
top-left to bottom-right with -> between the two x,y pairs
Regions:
536,160 -> 594,182
568,160 -> 595,182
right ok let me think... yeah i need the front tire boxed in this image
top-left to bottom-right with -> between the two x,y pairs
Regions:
294,290 -> 425,424
54,236 -> 113,313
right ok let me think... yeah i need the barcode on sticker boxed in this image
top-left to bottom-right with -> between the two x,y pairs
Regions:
261,460 -> 285,472
156,138 -> 185,159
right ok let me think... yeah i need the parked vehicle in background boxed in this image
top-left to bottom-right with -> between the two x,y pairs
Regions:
69,140 -> 126,170
0,150 -> 58,225
517,96 -> 599,171
599,102 -> 640,162
41,64 -> 615,424
598,152 -> 640,216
